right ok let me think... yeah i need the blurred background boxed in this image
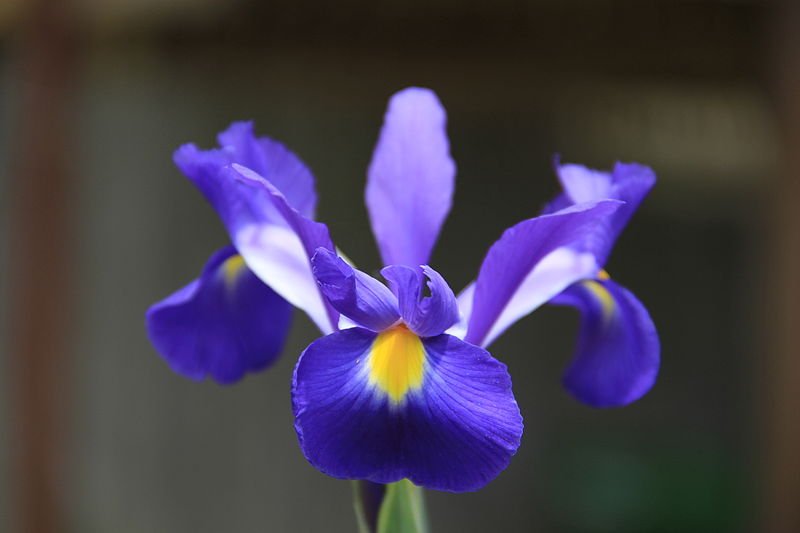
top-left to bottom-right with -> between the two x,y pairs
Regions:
2,0 -> 798,531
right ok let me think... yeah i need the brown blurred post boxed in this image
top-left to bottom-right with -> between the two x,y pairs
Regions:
8,0 -> 79,531
765,2 -> 800,532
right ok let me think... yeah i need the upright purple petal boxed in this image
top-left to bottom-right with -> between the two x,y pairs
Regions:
551,278 -> 659,407
292,327 -> 522,492
464,200 -> 623,348
365,88 -> 456,267
311,248 -> 400,332
382,264 -> 460,338
146,246 -> 292,384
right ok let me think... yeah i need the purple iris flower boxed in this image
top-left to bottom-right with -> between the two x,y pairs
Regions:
146,87 -> 658,492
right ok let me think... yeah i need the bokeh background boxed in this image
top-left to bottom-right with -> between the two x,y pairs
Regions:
2,0 -> 799,531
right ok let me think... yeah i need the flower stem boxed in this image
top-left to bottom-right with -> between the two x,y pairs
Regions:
353,480 -> 387,533
353,480 -> 430,533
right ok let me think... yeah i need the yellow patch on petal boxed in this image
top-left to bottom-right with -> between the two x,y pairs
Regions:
368,326 -> 425,404
597,269 -> 611,281
583,280 -> 615,322
221,254 -> 246,287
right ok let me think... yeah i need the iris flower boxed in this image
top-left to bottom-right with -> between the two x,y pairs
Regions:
146,87 -> 659,492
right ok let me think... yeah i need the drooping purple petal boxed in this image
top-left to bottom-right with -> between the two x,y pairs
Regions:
365,88 -> 456,267
292,327 -> 522,492
551,277 -> 659,407
174,124 -> 337,333
543,159 -> 656,265
311,248 -> 399,332
464,200 -> 624,348
146,246 -> 292,384
381,264 -> 460,338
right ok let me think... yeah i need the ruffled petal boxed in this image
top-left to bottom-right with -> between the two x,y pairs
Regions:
311,248 -> 399,332
292,327 -> 522,492
551,277 -> 660,407
366,88 -> 456,267
146,246 -> 292,384
464,200 -> 623,348
381,265 -> 459,338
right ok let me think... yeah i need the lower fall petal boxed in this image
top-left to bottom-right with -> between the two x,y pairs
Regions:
146,246 -> 292,384
551,277 -> 660,407
291,328 -> 523,492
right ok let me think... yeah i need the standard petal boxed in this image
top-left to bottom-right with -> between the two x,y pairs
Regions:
381,264 -> 459,338
551,278 -> 659,407
146,246 -> 292,384
292,328 -> 522,492
365,87 -> 456,267
464,200 -> 624,348
311,248 -> 399,331
225,164 -> 339,333
544,160 -> 656,265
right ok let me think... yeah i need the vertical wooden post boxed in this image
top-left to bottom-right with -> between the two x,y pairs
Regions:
8,0 -> 78,531
764,2 -> 800,532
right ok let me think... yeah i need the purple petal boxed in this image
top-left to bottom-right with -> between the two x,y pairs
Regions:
544,159 -> 656,265
558,162 -> 614,204
311,248 -> 400,332
552,278 -> 659,407
464,200 -> 624,348
224,164 -> 339,333
450,247 -> 598,342
174,124 -> 337,333
146,246 -> 292,384
174,121 -> 317,221
292,328 -> 522,492
365,88 -> 456,267
217,122 -> 317,218
381,264 -> 460,338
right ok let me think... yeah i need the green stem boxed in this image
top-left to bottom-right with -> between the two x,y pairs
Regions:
353,481 -> 386,533
353,480 -> 430,533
